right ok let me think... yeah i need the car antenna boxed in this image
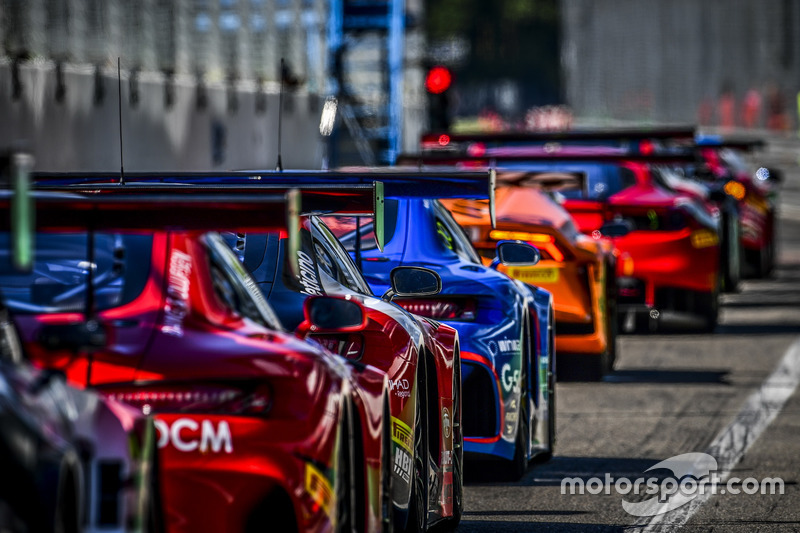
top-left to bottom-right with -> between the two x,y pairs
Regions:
117,57 -> 125,185
275,58 -> 285,172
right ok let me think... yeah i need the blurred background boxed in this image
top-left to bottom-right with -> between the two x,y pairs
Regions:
1,0 -> 799,170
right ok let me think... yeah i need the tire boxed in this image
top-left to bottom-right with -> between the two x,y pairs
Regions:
401,366 -> 428,533
757,238 -> 775,278
541,322 -> 556,462
53,460 -> 80,533
587,347 -> 611,381
502,326 -> 530,481
442,346 -> 463,529
604,263 -> 619,370
335,405 -> 356,533
698,285 -> 720,333
721,211 -> 741,293
380,399 -> 394,533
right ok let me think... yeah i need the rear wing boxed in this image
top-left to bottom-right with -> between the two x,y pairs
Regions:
694,135 -> 766,152
0,188 -> 311,276
35,168 -> 490,201
333,166 -> 496,228
46,168 -> 497,229
397,151 -> 697,165
421,126 -> 697,152
8,173 -> 386,277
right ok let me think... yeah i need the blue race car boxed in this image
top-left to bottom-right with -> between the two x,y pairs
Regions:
325,184 -> 556,479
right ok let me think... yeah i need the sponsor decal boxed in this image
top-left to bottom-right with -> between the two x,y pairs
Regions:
297,250 -> 323,296
306,462 -> 334,518
442,407 -> 451,439
501,363 -> 521,393
498,338 -> 520,353
161,250 -> 192,337
154,418 -> 233,453
509,266 -> 559,283
393,447 -> 412,484
441,450 -> 453,467
389,378 -> 411,398
488,338 -> 521,358
391,416 -> 413,453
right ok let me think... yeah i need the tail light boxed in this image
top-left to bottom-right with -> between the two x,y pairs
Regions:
396,297 -> 477,321
488,230 -> 565,262
724,180 -> 746,201
106,383 -> 273,416
421,133 -> 454,150
466,142 -> 486,157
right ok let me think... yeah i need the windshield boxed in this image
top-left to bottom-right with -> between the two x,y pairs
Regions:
0,233 -> 153,314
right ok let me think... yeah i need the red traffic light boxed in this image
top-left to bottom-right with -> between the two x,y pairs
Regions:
425,66 -> 452,94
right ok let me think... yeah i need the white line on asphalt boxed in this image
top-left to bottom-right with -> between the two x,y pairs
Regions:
627,337 -> 800,532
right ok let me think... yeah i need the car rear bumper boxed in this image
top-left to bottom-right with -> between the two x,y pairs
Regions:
154,414 -> 335,533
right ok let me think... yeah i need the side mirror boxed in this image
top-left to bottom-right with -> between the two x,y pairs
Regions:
494,240 -> 541,268
302,296 -> 367,334
382,266 -> 441,301
38,321 -> 108,352
599,220 -> 633,238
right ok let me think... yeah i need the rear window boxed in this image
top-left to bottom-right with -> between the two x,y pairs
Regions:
0,233 -> 153,314
322,198 -> 400,252
557,165 -> 636,200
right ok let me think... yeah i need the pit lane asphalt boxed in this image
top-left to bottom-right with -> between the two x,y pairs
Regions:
457,148 -> 800,532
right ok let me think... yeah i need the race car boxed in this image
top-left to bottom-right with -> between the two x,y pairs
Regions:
418,128 -> 741,295
319,169 -> 556,478
0,183 -> 395,533
442,182 -> 617,380
0,176 -> 160,533
0,305 -> 159,533
34,173 -> 465,532
693,136 -> 779,278
406,149 -> 723,333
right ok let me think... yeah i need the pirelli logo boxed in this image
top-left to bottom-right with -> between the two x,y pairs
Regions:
305,463 -> 333,517
392,417 -> 413,453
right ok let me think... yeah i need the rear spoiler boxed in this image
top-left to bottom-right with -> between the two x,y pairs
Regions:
422,125 -> 697,146
694,135 -> 766,152
0,189 -> 313,276
35,168 -> 490,201
333,166 -> 496,228
9,177 -> 386,277
397,151 -> 697,165
43,168 -> 497,228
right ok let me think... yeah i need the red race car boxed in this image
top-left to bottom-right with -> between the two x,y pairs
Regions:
31,174 -> 465,532
693,136 -> 779,278
409,148 -> 723,333
0,183 -> 395,533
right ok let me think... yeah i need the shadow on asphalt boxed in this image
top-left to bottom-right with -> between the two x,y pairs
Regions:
457,521 -> 624,532
464,456 -> 669,487
602,369 -> 730,384
715,323 -> 800,335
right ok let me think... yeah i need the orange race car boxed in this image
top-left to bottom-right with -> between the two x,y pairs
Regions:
442,178 -> 619,380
